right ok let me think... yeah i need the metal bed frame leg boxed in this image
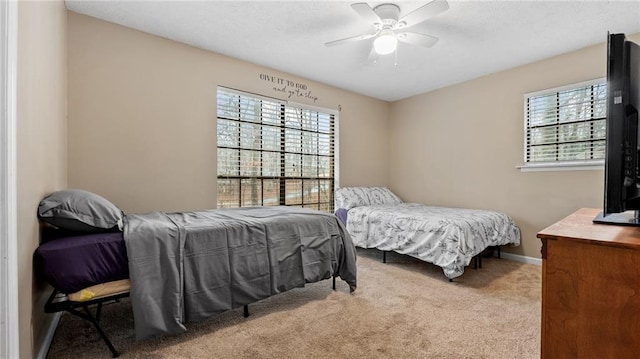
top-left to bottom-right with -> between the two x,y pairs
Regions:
240,274 -> 338,319
382,251 -> 387,263
44,289 -> 130,358
497,246 -> 501,259
67,306 -> 120,358
95,302 -> 103,324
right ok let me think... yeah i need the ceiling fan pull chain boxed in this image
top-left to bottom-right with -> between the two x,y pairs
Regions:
394,46 -> 398,67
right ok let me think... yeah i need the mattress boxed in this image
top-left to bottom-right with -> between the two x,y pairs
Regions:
34,231 -> 129,294
344,203 -> 521,278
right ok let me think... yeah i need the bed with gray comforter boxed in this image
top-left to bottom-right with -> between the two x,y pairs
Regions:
124,206 -> 357,340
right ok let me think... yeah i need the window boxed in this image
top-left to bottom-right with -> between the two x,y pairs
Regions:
522,79 -> 606,171
216,87 -> 336,212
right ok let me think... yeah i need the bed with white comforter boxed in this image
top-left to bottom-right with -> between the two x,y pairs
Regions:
336,187 -> 521,279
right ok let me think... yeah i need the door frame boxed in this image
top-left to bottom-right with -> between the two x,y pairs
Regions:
0,0 -> 20,357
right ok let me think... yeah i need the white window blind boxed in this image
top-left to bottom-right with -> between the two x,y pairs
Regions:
216,87 -> 336,212
524,80 -> 607,169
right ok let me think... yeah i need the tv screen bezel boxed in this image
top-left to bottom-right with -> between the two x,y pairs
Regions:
594,33 -> 640,226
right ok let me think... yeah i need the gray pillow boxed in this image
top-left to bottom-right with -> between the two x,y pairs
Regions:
38,189 -> 124,233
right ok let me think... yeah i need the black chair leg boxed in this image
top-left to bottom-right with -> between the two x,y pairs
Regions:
243,304 -> 249,318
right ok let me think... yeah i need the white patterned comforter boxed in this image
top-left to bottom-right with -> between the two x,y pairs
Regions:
345,203 -> 521,279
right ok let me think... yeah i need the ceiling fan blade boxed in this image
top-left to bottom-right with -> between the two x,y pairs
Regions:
397,32 -> 439,48
325,32 -> 377,47
398,0 -> 449,28
351,3 -> 382,27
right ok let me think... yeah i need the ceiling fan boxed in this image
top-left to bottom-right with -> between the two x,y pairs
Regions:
325,0 -> 449,57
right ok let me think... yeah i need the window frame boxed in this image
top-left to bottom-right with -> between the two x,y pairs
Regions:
216,87 -> 339,212
519,78 -> 606,172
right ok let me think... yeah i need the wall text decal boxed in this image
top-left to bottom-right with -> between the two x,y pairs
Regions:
259,73 -> 318,103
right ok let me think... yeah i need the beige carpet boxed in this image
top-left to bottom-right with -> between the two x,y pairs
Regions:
47,248 -> 541,358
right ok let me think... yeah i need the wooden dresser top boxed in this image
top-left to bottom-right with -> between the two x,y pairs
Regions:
537,208 -> 640,250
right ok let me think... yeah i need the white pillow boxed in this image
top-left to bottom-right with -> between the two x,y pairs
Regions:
367,187 -> 403,206
335,187 -> 402,210
335,187 -> 370,209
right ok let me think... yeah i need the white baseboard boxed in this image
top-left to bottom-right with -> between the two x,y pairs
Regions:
498,251 -> 542,266
36,312 -> 61,359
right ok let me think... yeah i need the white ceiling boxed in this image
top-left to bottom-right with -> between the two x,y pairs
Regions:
65,0 -> 640,102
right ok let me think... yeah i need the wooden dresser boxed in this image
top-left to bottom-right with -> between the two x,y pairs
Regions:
537,208 -> 640,358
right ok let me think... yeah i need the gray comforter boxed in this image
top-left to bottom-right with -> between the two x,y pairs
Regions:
123,206 -> 357,340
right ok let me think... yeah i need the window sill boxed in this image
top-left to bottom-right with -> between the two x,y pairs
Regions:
517,160 -> 604,172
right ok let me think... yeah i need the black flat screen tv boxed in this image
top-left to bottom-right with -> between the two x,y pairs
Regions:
594,33 -> 640,225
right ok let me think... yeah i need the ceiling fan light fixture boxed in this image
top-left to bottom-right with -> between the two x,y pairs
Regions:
374,29 -> 397,55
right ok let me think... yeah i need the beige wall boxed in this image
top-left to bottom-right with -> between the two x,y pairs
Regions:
17,0 -> 67,357
390,32 -> 640,259
67,12 -> 390,214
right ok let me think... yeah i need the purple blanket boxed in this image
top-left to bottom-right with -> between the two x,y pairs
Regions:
335,208 -> 348,225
